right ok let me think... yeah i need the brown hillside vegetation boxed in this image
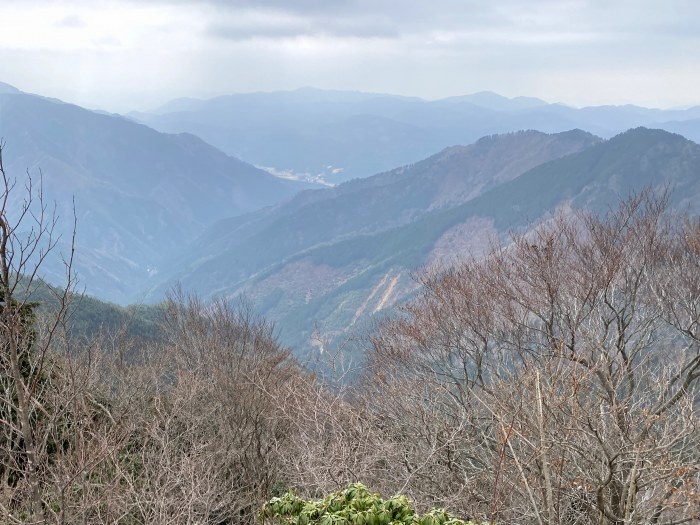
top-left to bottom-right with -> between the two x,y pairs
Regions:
1,137 -> 698,525
361,192 -> 700,524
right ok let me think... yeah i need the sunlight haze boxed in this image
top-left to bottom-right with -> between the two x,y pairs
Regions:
0,0 -> 697,112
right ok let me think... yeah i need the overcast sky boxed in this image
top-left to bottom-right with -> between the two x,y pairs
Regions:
1,0 -> 698,112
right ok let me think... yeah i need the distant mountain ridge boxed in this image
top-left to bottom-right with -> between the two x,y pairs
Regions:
130,87 -> 700,184
440,91 -> 549,111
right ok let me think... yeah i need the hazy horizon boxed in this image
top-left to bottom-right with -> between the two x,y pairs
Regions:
9,80 -> 700,115
1,1 -> 698,113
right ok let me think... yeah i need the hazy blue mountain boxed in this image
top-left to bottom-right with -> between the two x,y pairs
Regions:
143,129 -> 597,291
130,88 -> 700,184
146,128 -> 599,294
0,81 -> 21,94
653,117 -> 700,144
136,128 -> 700,360
129,88 -> 460,184
440,91 -> 548,111
5,80 -> 698,363
0,90 -> 309,303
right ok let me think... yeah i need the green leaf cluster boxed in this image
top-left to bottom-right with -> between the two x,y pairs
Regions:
260,484 -> 481,525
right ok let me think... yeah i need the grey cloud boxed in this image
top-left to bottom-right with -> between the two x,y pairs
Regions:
207,21 -> 311,41
4,0 -> 699,112
139,0 -> 508,30
196,0 -> 699,67
206,11 -> 399,41
323,17 -> 399,39
55,14 -> 86,28
93,36 -> 122,47
125,0 -> 357,15
197,1 -> 597,44
54,0 -> 700,45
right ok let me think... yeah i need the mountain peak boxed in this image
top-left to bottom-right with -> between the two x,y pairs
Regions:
609,127 -> 692,146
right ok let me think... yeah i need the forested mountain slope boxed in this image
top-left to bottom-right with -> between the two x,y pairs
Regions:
146,127 -> 700,358
0,89 -> 309,303
148,129 -> 599,292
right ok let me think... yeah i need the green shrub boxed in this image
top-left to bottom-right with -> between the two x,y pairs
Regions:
260,483 -> 481,525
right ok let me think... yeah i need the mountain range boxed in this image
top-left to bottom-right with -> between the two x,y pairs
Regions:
2,81 -> 700,362
0,85 -> 311,303
142,127 -> 700,359
130,87 -> 700,184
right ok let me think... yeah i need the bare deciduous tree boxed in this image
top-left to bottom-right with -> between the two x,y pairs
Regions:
365,193 -> 700,525
102,292 -> 301,525
0,139 -> 76,522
